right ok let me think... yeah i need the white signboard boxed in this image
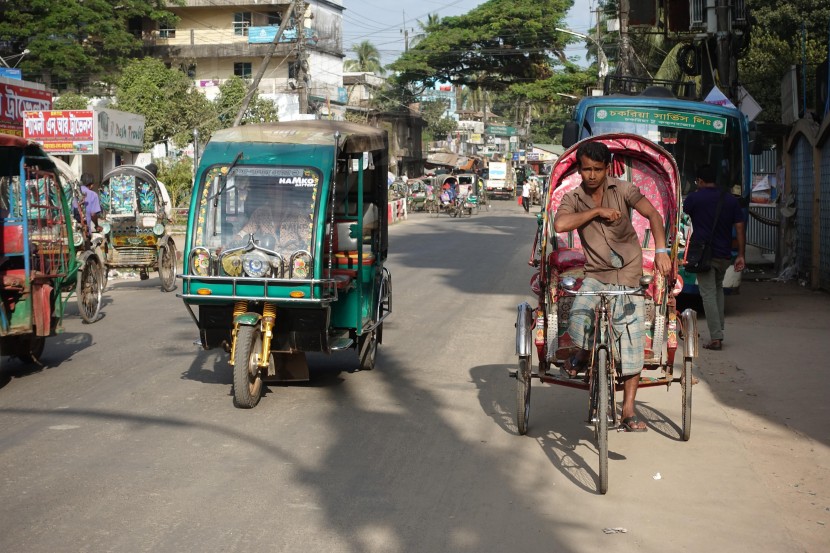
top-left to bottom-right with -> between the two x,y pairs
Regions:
96,107 -> 145,152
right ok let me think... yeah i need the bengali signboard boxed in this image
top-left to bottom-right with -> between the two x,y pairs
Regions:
23,110 -> 96,154
486,124 -> 517,136
0,82 -> 52,136
593,107 -> 727,135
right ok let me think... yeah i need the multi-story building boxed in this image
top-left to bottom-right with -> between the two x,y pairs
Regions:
142,0 -> 346,118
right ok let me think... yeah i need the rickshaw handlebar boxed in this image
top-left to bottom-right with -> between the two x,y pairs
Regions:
562,287 -> 647,298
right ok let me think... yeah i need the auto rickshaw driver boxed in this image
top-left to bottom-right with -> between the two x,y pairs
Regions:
236,186 -> 312,255
237,185 -> 281,249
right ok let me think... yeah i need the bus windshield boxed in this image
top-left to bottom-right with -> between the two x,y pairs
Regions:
581,105 -> 745,196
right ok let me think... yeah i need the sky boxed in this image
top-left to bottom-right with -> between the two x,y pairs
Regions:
341,0 -> 596,67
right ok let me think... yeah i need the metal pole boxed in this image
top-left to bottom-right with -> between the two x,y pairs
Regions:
233,0 -> 300,126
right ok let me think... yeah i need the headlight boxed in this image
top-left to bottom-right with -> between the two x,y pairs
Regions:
242,251 -> 271,278
100,221 -> 111,235
190,247 -> 212,276
153,223 -> 165,236
290,252 -> 312,279
221,252 -> 243,276
73,231 -> 84,247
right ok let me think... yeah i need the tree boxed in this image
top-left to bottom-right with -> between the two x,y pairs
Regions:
0,0 -> 181,90
114,57 -> 215,150
156,157 -> 194,210
214,77 -> 279,128
420,99 -> 457,142
344,41 -> 385,75
53,93 -> 91,110
389,0 -> 572,90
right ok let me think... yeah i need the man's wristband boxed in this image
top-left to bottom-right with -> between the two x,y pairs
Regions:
654,248 -> 670,254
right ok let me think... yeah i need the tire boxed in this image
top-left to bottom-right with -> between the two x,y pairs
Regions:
158,242 -> 177,292
682,357 -> 693,441
358,329 -> 377,370
77,256 -> 103,323
233,325 -> 263,408
517,356 -> 531,435
596,348 -> 609,494
12,333 -> 46,365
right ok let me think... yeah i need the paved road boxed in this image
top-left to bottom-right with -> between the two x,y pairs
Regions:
0,201 -> 826,552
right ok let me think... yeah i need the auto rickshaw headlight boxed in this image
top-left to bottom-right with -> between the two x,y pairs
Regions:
153,223 -> 165,236
73,231 -> 84,247
242,251 -> 271,278
221,252 -> 243,276
190,247 -> 212,276
100,221 -> 111,235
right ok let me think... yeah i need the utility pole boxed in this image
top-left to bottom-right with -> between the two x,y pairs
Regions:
233,0 -> 300,126
401,10 -> 410,52
296,1 -> 309,115
618,0 -> 631,77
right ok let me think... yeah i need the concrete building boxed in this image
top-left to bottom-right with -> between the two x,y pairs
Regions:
142,0 -> 346,119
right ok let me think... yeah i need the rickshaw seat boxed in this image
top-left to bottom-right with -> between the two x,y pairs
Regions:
330,270 -> 354,290
547,248 -> 586,273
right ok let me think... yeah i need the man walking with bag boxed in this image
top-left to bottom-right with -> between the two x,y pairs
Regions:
683,165 -> 746,350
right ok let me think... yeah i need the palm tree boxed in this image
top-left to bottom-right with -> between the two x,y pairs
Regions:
343,40 -> 385,75
409,13 -> 440,49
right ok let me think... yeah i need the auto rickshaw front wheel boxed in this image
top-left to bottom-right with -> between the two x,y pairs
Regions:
1,332 -> 46,365
159,241 -> 177,292
233,325 -> 263,408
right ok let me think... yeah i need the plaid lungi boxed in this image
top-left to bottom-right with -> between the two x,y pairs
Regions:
567,277 -> 645,376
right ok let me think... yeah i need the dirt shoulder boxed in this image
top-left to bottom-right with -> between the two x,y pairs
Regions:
696,278 -> 829,551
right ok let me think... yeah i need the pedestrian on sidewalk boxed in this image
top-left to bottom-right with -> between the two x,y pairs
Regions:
683,164 -> 746,350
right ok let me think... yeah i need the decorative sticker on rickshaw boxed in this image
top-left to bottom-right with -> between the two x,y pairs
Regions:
593,108 -> 727,135
106,175 -> 137,215
138,181 -> 156,213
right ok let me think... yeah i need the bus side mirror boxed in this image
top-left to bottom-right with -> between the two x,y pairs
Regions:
562,122 -> 579,148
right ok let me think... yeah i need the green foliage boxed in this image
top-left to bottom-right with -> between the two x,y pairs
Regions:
53,93 -> 91,110
344,41 -> 385,75
214,76 -> 279,127
738,1 -> 829,123
155,157 -> 194,209
114,57 -> 215,150
390,0 -> 573,90
0,0 -> 181,89
420,99 -> 457,141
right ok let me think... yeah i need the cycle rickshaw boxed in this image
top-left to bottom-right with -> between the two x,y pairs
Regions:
97,165 -> 177,291
513,134 -> 698,494
178,121 -> 392,408
1,136 -> 104,363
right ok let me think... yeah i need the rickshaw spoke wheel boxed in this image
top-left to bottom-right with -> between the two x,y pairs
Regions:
233,325 -> 263,408
77,256 -> 103,324
681,357 -> 693,441
596,349 -> 609,494
159,242 -> 177,292
516,356 -> 531,435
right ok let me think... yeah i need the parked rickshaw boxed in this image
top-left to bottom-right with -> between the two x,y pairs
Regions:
513,134 -> 698,494
406,177 -> 434,212
98,165 -> 177,291
179,121 -> 393,408
1,136 -> 104,363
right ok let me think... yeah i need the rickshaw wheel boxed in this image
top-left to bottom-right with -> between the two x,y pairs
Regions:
596,349 -> 609,495
358,330 -> 377,370
11,333 -> 46,365
77,256 -> 103,323
516,356 -> 531,435
159,242 -> 177,292
233,325 -> 263,408
681,357 -> 693,441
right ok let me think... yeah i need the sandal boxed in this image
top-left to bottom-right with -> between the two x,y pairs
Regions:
560,354 -> 588,379
619,416 -> 648,432
702,340 -> 722,351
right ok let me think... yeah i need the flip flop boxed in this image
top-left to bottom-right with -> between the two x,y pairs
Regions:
620,416 -> 648,432
703,340 -> 722,351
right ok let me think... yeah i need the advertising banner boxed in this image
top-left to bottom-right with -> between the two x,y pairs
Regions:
23,110 -> 96,154
96,107 -> 145,152
593,107 -> 728,135
0,82 -> 52,136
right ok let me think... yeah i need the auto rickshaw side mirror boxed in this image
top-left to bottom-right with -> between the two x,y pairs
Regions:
562,122 -> 579,148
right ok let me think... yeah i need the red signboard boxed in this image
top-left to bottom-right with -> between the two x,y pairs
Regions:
0,82 -> 52,136
23,110 -> 96,154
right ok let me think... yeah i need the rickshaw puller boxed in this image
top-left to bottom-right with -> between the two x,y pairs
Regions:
553,141 -> 672,433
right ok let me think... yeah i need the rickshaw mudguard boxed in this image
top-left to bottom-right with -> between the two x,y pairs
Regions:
680,308 -> 699,359
515,302 -> 535,357
234,313 -> 262,326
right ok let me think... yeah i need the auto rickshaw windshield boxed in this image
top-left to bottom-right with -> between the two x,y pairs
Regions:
195,164 -> 318,257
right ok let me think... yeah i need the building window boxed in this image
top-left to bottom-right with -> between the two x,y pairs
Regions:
159,26 -> 176,39
267,12 -> 282,26
234,62 -> 252,79
234,12 -> 252,36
